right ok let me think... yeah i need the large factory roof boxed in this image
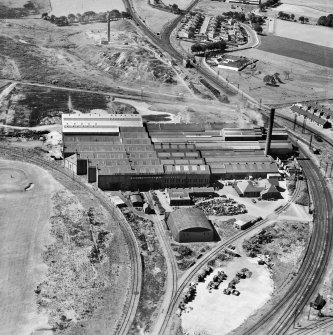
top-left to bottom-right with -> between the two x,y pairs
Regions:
64,135 -> 121,143
146,123 -> 205,132
98,165 -> 164,175
62,113 -> 143,133
154,143 -> 196,151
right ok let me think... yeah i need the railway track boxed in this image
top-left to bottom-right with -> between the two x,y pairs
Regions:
245,158 -> 333,334
159,179 -> 303,334
0,145 -> 142,335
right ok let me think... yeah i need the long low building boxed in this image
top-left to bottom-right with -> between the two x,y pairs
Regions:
62,114 -> 292,190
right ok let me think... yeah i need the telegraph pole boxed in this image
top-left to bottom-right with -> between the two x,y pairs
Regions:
302,117 -> 306,133
293,114 -> 297,130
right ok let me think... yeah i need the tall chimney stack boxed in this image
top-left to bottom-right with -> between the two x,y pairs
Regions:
107,12 -> 111,43
265,108 -> 275,156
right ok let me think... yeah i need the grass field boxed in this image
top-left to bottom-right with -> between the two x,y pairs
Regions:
271,20 -> 333,48
258,35 -> 333,69
272,3 -> 328,18
49,0 -> 125,16
281,0 -> 333,13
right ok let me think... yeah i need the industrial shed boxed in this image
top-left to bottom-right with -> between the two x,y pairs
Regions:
167,208 -> 214,243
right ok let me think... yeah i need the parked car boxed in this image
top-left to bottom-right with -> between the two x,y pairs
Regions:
251,199 -> 256,203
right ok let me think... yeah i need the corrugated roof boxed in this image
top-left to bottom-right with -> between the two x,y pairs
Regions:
164,165 -> 210,174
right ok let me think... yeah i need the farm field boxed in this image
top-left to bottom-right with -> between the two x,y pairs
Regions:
258,35 -> 333,69
132,0 -> 175,33
194,0 -> 257,15
162,0 -> 192,9
211,47 -> 333,105
281,0 -> 333,13
270,20 -> 333,48
49,0 -> 125,16
271,3 -> 328,18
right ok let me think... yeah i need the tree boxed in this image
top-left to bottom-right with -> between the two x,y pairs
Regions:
290,14 -> 295,20
67,13 -> 76,23
253,23 -> 263,34
41,12 -> 49,20
263,75 -> 276,85
283,70 -> 290,80
110,9 -> 121,20
304,17 -> 309,23
171,4 -> 180,13
317,15 -> 327,26
82,10 -> 96,21
273,72 -> 283,83
191,43 -> 204,53
299,16 -> 305,23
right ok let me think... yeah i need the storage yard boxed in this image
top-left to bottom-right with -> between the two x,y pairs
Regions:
181,258 -> 274,335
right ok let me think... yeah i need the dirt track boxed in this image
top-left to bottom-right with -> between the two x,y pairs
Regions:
0,159 -> 61,335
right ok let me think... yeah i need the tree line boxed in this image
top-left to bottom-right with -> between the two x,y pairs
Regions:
317,14 -> 333,27
191,40 -> 227,54
41,9 -> 131,26
259,0 -> 279,11
278,11 -> 309,23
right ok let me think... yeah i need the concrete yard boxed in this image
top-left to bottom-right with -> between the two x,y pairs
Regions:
181,257 -> 273,335
0,159 -> 61,335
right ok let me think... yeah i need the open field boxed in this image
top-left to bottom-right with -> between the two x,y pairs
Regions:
49,0 -> 125,16
133,0 -> 175,33
281,0 -> 333,13
212,47 -> 333,104
0,160 -> 60,335
272,3 -> 328,18
194,0 -> 257,15
0,19 -> 188,95
270,20 -> 333,48
258,35 -> 333,69
162,0 -> 192,9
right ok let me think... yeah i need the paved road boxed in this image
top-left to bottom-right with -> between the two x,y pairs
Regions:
0,160 -> 60,335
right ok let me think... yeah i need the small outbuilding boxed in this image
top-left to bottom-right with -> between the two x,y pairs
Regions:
167,208 -> 214,243
167,188 -> 191,206
260,184 -> 281,200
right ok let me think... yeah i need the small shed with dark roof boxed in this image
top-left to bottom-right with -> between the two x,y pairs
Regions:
167,208 -> 214,243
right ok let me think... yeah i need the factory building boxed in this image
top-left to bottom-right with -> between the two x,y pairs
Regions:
62,113 -> 292,191
167,208 -> 214,243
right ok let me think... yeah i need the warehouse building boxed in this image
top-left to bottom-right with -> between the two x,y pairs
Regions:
167,208 -> 214,243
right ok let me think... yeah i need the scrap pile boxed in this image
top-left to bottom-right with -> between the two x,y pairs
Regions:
196,197 -> 247,216
207,270 -> 228,291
